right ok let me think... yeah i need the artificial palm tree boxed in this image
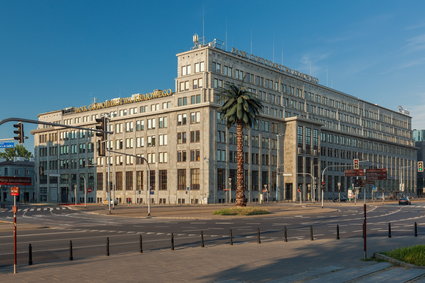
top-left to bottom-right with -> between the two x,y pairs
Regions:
218,84 -> 263,206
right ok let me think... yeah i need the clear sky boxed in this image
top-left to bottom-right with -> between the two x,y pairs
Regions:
1,0 -> 425,153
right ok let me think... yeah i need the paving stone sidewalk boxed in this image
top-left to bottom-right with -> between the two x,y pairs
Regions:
1,236 -> 425,282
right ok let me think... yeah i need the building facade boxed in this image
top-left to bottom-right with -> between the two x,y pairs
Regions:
413,129 -> 425,195
32,38 -> 417,204
0,158 -> 35,203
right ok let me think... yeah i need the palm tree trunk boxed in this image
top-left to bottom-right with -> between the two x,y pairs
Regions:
236,121 -> 246,206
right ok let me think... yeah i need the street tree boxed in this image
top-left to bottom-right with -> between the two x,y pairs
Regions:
218,83 -> 263,206
0,144 -> 32,161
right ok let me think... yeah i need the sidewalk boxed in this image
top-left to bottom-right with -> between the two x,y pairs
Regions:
1,236 -> 424,282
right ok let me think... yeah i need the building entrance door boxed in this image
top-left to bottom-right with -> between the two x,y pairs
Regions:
61,187 -> 69,203
285,183 -> 293,201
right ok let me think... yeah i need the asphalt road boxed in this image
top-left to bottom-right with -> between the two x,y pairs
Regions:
1,202 -> 425,268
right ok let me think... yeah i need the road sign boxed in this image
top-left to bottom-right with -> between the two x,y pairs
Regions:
344,169 -> 365,177
366,169 -> 387,180
0,142 -> 14,148
87,188 -> 93,193
10,186 -> 19,196
0,176 -> 31,186
150,190 -> 154,195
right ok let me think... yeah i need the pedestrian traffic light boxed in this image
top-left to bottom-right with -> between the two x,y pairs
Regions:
353,158 -> 359,170
13,122 -> 24,143
418,161 -> 424,173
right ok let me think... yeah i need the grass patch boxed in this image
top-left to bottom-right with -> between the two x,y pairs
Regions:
213,207 -> 271,216
383,245 -> 425,266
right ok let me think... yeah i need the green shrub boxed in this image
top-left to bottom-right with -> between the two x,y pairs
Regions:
213,207 -> 271,216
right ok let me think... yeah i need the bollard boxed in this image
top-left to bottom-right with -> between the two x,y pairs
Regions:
230,229 -> 233,245
201,231 -> 205,248
257,227 -> 261,244
310,225 -> 314,241
171,233 -> 175,250
284,226 -> 288,242
69,240 -> 73,261
139,234 -> 143,253
388,223 -> 392,238
28,244 -> 33,265
415,222 -> 418,237
106,237 -> 110,256
336,224 -> 340,240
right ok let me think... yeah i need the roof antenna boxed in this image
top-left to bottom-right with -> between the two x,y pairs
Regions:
202,7 -> 205,44
250,30 -> 253,54
225,18 -> 228,51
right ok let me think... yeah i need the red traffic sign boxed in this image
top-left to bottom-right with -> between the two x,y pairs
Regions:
10,186 -> 20,196
87,188 -> 93,193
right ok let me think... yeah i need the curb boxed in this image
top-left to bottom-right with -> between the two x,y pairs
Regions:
374,252 -> 425,269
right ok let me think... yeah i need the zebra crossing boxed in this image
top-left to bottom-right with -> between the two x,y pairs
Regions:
0,206 -> 72,215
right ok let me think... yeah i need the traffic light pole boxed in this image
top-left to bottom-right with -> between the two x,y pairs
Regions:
106,149 -> 151,216
320,161 -> 370,206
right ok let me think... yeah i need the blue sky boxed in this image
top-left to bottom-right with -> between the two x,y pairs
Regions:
1,0 -> 425,153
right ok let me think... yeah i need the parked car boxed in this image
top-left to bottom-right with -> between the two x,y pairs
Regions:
399,197 -> 411,205
333,197 -> 348,202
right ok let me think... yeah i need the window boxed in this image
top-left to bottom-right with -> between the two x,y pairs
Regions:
147,135 -> 156,147
177,169 -> 186,190
125,138 -> 133,149
177,151 -> 187,162
178,97 -> 188,106
159,117 -> 168,128
140,106 -> 147,113
213,79 -> 223,88
159,170 -> 167,190
115,123 -> 122,133
125,122 -> 134,132
181,65 -> 191,76
190,130 -> 200,143
190,168 -> 200,190
297,126 -> 303,146
136,137 -> 145,147
115,155 -> 123,165
116,172 -> 123,190
159,134 -> 168,146
190,112 -> 200,124
193,78 -> 203,89
177,132 -> 187,144
195,62 -> 205,72
191,94 -> 201,104
190,150 -> 200,161
115,139 -> 123,150
126,172 -> 133,190
159,152 -> 168,163
147,153 -> 156,163
136,120 -> 145,131
177,113 -> 187,125
147,118 -> 156,129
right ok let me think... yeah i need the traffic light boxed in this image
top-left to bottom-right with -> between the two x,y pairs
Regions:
13,123 -> 24,143
321,181 -> 325,190
95,117 -> 107,156
353,158 -> 359,170
418,161 -> 424,173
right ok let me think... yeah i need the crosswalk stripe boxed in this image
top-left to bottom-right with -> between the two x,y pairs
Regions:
37,208 -> 41,211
